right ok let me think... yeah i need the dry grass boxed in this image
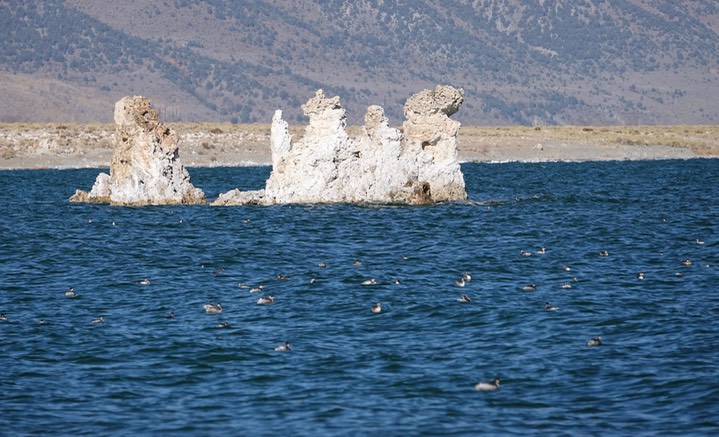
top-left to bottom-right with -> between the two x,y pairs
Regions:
0,123 -> 717,167
458,125 -> 719,156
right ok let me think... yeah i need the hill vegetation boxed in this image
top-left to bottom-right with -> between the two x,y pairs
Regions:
1,0 -> 718,125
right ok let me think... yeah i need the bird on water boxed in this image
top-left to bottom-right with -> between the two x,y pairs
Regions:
203,302 -> 223,314
257,295 -> 275,305
275,342 -> 291,352
586,336 -> 602,347
475,377 -> 500,391
545,302 -> 560,311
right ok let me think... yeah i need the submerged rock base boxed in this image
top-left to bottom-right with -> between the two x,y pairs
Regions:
213,85 -> 467,205
70,96 -> 205,206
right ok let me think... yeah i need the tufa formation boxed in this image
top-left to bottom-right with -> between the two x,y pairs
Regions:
213,85 -> 467,205
70,96 -> 205,206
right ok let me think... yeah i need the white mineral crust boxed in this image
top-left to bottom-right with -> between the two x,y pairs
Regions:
71,96 -> 205,205
214,85 -> 467,205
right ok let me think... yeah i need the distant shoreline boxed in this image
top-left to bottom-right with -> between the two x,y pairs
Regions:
0,123 -> 717,170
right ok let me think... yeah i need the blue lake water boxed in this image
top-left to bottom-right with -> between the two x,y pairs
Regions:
1,161 -> 718,436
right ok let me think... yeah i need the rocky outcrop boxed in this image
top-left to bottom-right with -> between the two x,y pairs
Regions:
212,188 -> 266,206
213,85 -> 467,205
400,86 -> 467,202
70,96 -> 205,205
69,172 -> 111,203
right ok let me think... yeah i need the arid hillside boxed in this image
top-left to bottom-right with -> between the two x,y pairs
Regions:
1,1 -> 718,126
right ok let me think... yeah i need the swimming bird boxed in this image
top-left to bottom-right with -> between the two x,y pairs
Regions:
462,272 -> 472,282
362,278 -> 377,286
276,274 -> 288,281
310,278 -> 317,284
38,319 -> 47,325
138,278 -> 151,285
216,321 -> 231,328
249,285 -> 265,293
213,267 -> 225,275
599,250 -> 609,257
318,262 -> 327,268
203,302 -> 223,314
91,316 -> 105,324
637,272 -> 645,280
275,342 -> 291,352
520,250 -> 532,257
0,313 -> 7,321
475,377 -> 500,392
561,282 -> 572,289
682,259 -> 692,266
696,239 -> 705,245
545,302 -> 560,311
238,283 -> 250,289
257,295 -> 274,305
65,287 -> 76,298
586,336 -> 602,347
454,277 -> 466,287
353,260 -> 362,267
457,294 -> 472,303
562,265 -> 571,271
522,283 -> 537,292
371,302 -> 382,313
164,311 -> 176,319
536,248 -> 546,254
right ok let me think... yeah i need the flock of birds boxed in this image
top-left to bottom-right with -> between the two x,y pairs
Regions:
471,242 -> 705,391
1,237 -> 708,394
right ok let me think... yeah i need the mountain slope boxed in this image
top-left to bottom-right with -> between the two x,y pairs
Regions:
1,0 -> 718,125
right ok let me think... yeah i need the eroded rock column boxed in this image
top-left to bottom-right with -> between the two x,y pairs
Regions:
70,96 -> 205,206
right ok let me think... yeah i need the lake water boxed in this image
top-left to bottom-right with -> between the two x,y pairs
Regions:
1,161 -> 718,436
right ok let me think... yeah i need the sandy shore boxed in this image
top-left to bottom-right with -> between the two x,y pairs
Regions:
0,123 -> 717,169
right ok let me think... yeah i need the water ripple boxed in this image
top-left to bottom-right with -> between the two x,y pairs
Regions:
1,162 -> 719,435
